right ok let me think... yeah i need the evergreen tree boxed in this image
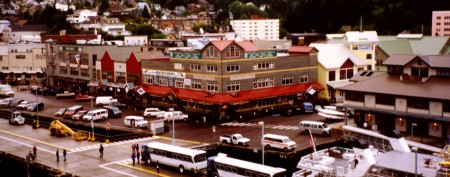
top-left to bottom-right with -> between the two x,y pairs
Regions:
98,0 -> 110,15
142,6 -> 150,19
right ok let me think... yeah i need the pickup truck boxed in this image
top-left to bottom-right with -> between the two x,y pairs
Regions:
219,134 -> 250,146
56,91 -> 75,99
160,111 -> 189,121
9,111 -> 25,125
75,94 -> 94,101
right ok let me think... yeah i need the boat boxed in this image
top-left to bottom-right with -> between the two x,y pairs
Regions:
317,108 -> 345,120
294,126 -> 446,177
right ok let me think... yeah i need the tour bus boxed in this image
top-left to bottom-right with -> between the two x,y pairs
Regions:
141,142 -> 207,174
207,154 -> 286,177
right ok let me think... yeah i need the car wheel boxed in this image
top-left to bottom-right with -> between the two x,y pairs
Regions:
147,115 -> 151,118
212,172 -> 219,177
266,144 -> 271,149
15,121 -> 19,125
179,165 -> 184,173
222,140 -> 227,144
238,142 -> 243,146
183,118 -> 188,121
137,125 -> 140,129
284,147 -> 289,152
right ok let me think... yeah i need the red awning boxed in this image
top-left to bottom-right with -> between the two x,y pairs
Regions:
142,82 -> 324,104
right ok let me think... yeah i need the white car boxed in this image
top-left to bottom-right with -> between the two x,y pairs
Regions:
161,111 -> 189,121
143,108 -> 165,118
17,101 -> 31,110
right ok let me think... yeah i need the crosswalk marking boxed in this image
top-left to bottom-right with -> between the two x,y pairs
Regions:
70,136 -> 156,153
220,122 -> 299,131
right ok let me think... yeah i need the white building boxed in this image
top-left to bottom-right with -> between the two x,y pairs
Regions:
66,9 -> 98,24
124,36 -> 148,46
2,25 -> 48,42
432,11 -> 450,37
230,19 -> 279,40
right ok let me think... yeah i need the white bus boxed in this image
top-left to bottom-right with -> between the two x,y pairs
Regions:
141,142 -> 207,174
207,154 -> 286,177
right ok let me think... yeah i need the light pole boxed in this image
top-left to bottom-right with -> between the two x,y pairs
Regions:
411,146 -> 418,177
258,121 -> 264,165
90,97 -> 95,141
170,108 -> 175,144
35,89 -> 39,128
411,123 -> 417,140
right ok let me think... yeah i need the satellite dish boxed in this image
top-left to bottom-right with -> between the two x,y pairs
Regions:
199,28 -> 204,34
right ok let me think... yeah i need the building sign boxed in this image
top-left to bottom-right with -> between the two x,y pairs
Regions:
59,46 -> 83,53
193,75 -> 215,81
170,51 -> 202,59
142,69 -> 185,78
230,74 -> 255,81
245,51 -> 277,59
358,45 -> 372,50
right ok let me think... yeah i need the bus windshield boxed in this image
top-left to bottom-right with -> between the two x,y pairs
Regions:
273,171 -> 286,177
194,153 -> 207,163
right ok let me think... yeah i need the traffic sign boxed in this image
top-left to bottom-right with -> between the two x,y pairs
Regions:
212,126 -> 216,133
106,123 -> 110,131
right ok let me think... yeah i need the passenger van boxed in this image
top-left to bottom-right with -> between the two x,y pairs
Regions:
95,96 -> 117,106
103,106 -> 122,118
298,120 -> 331,135
263,134 -> 297,152
83,109 -> 108,121
124,116 -> 148,128
63,105 -> 83,118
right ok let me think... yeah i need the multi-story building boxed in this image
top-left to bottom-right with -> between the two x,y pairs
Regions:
432,11 -> 450,37
341,54 -> 450,143
1,25 -> 48,42
0,43 -> 47,85
47,44 -> 141,94
345,31 -> 378,71
230,19 -> 279,40
124,36 -> 148,46
66,9 -> 98,24
140,40 -> 323,122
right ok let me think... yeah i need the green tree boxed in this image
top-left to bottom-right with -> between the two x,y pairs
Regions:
83,0 -> 92,9
142,6 -> 150,18
128,24 -> 162,38
98,0 -> 110,15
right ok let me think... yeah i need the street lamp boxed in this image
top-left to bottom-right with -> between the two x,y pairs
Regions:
35,89 -> 39,128
411,123 -> 417,140
90,97 -> 95,141
411,146 -> 418,177
169,108 -> 175,144
258,121 -> 264,165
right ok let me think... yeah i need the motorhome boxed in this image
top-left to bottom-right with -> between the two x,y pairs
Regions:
0,84 -> 14,97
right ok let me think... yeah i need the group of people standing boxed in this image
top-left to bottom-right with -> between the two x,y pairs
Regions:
55,148 -> 67,162
131,143 -> 140,166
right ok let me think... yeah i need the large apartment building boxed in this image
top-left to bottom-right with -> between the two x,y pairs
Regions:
230,19 -> 279,40
341,54 -> 450,143
140,40 -> 323,122
432,11 -> 450,37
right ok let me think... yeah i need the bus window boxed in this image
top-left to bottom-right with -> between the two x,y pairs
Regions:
194,154 -> 207,162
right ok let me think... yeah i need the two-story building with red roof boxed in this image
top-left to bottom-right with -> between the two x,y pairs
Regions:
140,40 -> 323,122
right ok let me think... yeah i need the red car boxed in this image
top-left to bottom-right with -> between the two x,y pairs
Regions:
75,94 -> 94,102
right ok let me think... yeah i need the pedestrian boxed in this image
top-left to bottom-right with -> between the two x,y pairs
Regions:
28,151 -> 35,161
136,151 -> 140,164
56,149 -> 59,162
156,160 -> 160,173
131,153 -> 136,166
99,144 -> 104,158
63,149 -> 67,161
136,143 -> 139,153
33,145 -> 37,159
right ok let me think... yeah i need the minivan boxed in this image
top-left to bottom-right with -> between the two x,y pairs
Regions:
103,106 -> 122,118
63,105 -> 84,118
263,134 -> 297,152
124,116 -> 149,128
83,109 -> 108,121
298,120 -> 331,135
95,96 -> 117,106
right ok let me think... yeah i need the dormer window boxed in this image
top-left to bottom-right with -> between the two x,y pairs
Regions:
411,67 -> 428,77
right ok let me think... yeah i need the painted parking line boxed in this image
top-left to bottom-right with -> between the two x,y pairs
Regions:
69,136 -> 156,153
0,135 -> 54,153
0,129 -> 66,150
220,122 -> 300,131
100,159 -> 170,177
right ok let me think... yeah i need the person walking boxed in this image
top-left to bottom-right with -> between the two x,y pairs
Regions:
131,153 -> 136,166
32,145 -> 37,159
136,151 -> 140,164
28,151 -> 35,161
99,144 -> 104,158
156,160 -> 160,173
63,149 -> 67,161
56,149 -> 59,162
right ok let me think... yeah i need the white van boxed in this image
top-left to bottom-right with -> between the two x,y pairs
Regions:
263,134 -> 297,152
162,111 -> 189,121
124,116 -> 149,129
95,96 -> 117,106
298,120 -> 331,135
83,109 -> 108,121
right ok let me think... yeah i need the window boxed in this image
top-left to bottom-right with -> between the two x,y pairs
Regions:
376,94 -> 395,105
366,54 -> 372,59
328,71 -> 336,81
70,68 -> 79,76
175,78 -> 184,88
387,66 -> 403,74
60,66 -> 68,75
206,65 -> 217,72
192,80 -> 201,90
340,68 -> 353,80
174,63 -> 184,70
158,76 -> 168,86
207,82 -> 218,92
227,81 -> 240,92
190,64 -> 201,71
0,56 -> 2,61
345,91 -> 364,102
225,45 -> 240,58
80,69 -> 89,77
411,67 -> 428,77
253,77 -> 274,89
115,72 -> 126,83
102,71 -> 113,82
282,75 -> 293,85
143,75 -> 153,84
16,55 -> 26,59
227,65 -> 240,72
1,66 -> 8,70
437,68 -> 450,77
206,46 -> 218,58
253,62 -> 274,70
92,54 -> 97,66
407,97 -> 429,109
300,74 -> 308,83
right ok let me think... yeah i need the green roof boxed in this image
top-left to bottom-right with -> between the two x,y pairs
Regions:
377,36 -> 450,56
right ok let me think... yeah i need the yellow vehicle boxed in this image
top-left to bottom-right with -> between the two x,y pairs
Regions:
49,120 -> 87,140
437,145 -> 450,171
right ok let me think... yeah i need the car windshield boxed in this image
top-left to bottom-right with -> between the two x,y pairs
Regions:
58,108 -> 65,112
282,138 -> 292,143
86,112 -> 93,116
75,111 -> 85,115
235,135 -> 243,139
322,123 -> 329,128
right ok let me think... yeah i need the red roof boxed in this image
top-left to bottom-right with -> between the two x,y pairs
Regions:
210,40 -> 234,51
288,46 -> 315,53
142,82 -> 324,104
236,41 -> 259,52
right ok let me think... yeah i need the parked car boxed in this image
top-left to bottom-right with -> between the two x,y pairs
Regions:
56,91 -> 75,99
0,98 -> 16,108
27,102 -> 44,112
124,116 -> 148,129
54,108 -> 67,117
75,94 -> 94,102
72,110 -> 88,121
9,99 -> 24,109
17,101 -> 31,110
219,134 -> 250,146
43,88 -> 57,96
143,108 -> 165,118
30,86 -> 42,94
108,101 -> 127,109
103,106 -> 122,118
161,111 -> 189,121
